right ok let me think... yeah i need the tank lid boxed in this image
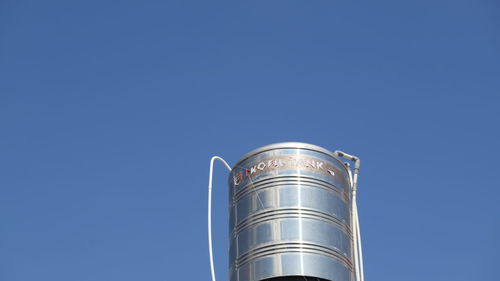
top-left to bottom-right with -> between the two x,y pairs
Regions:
233,142 -> 344,169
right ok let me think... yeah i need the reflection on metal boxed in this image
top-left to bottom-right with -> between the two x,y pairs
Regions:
228,143 -> 357,281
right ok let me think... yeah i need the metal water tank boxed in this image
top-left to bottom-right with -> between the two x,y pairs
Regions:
229,143 -> 354,281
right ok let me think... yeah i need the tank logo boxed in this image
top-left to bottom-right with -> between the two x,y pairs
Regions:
233,172 -> 243,186
232,156 -> 342,186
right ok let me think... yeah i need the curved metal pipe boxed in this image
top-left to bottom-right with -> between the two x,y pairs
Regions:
208,156 -> 232,281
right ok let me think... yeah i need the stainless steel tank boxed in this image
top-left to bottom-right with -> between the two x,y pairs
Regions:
229,143 -> 354,281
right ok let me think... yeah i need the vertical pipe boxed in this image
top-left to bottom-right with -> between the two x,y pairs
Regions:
208,156 -> 232,281
336,151 -> 363,281
347,167 -> 361,281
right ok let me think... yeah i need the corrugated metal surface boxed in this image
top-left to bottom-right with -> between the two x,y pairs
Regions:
229,143 -> 354,281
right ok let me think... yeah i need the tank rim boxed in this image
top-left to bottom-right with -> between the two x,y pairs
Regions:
232,142 -> 348,171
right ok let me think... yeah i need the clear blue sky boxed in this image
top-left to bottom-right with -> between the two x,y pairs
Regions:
1,1 -> 499,281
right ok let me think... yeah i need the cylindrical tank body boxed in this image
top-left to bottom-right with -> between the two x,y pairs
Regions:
229,143 -> 353,281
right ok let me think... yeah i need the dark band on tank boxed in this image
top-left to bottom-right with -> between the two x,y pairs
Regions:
262,276 -> 331,281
